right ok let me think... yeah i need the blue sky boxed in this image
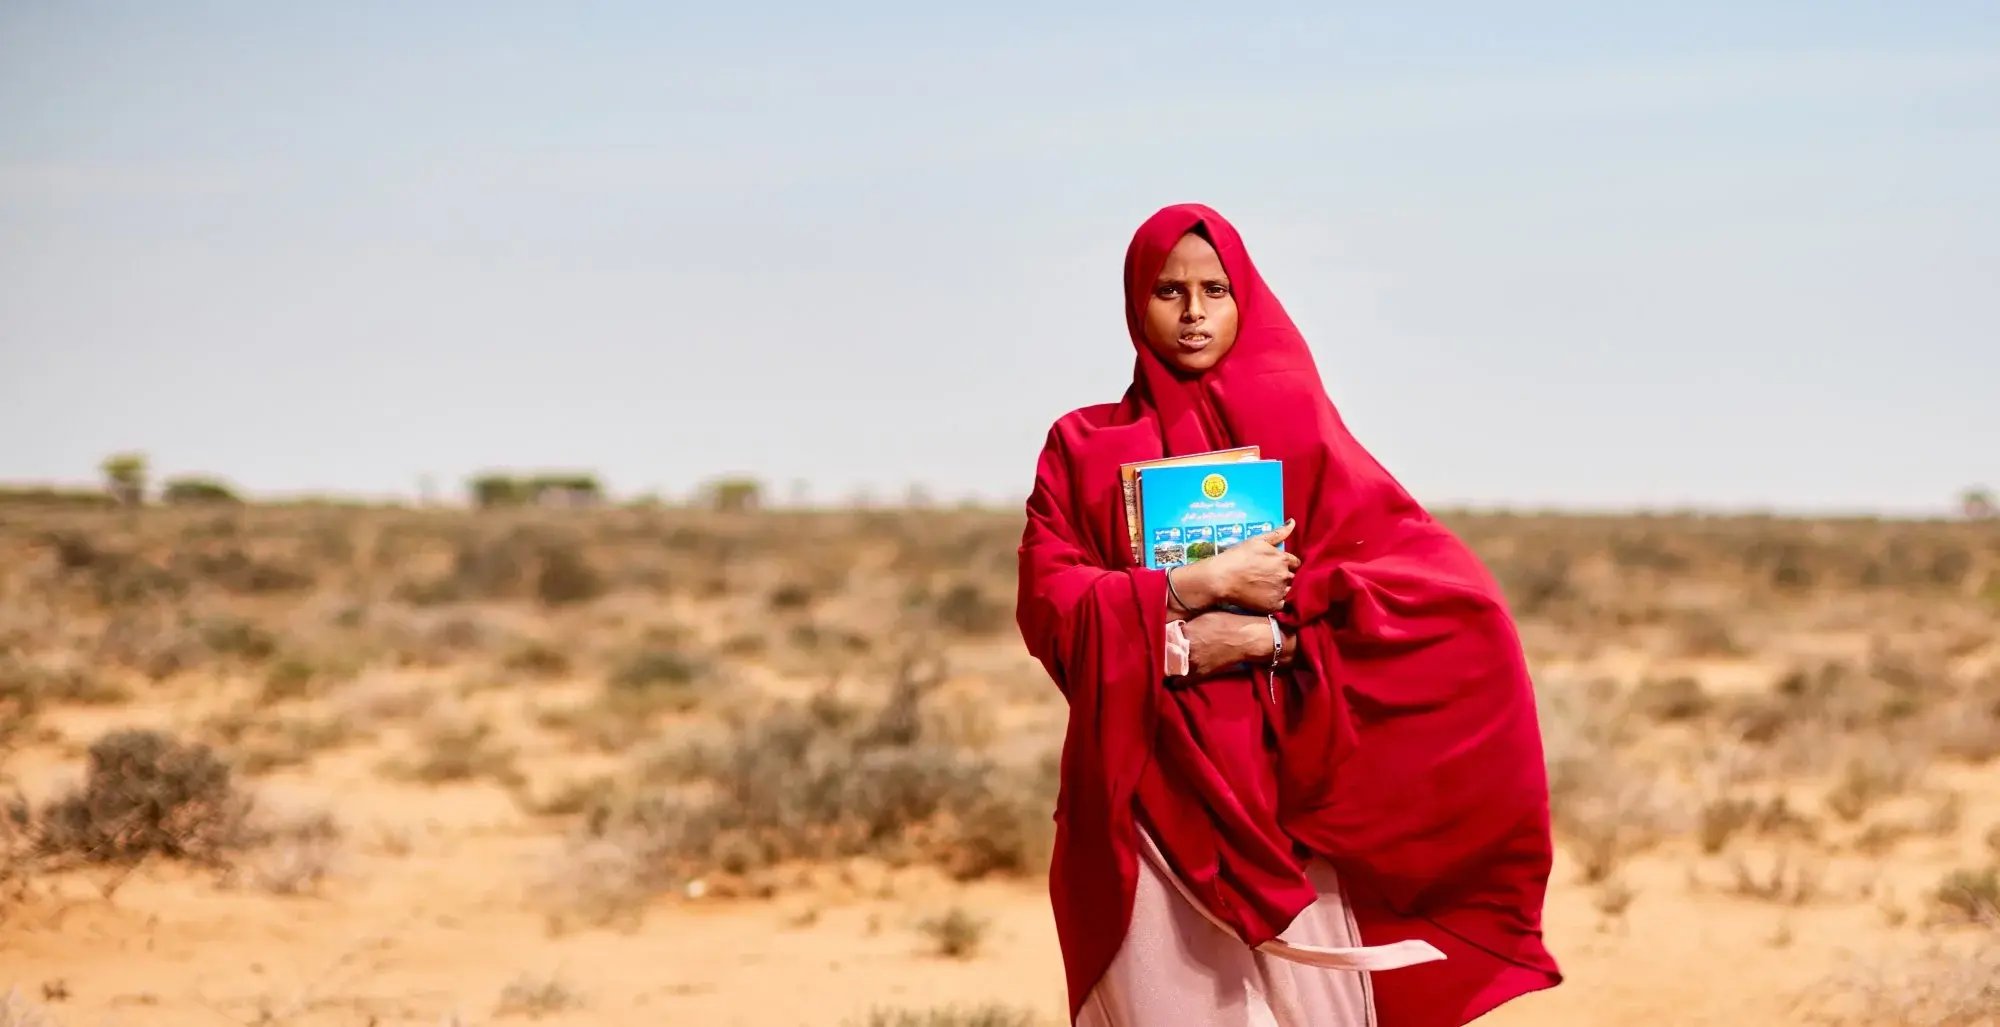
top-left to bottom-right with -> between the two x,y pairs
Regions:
3,2 -> 1996,512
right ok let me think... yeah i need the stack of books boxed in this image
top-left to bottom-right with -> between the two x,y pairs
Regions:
1121,448 -> 1284,570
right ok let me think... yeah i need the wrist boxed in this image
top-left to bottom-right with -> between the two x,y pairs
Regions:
1236,615 -> 1273,661
1175,562 -> 1223,611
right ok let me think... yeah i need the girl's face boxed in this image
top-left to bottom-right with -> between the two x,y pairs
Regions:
1141,232 -> 1239,374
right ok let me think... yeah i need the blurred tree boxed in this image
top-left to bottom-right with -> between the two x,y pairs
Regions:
1963,486 -> 1996,521
100,452 -> 148,506
703,476 -> 763,513
526,473 -> 603,508
470,472 -> 603,509
161,476 -> 242,505
469,474 -> 528,509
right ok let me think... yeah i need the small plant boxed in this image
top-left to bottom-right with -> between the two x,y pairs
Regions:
1632,676 -> 1710,722
1698,796 -> 1757,855
849,1005 -> 1038,1027
917,906 -> 988,959
1825,759 -> 1908,824
199,615 -> 279,662
502,640 -> 571,678
37,729 -> 248,865
1593,877 -> 1635,933
161,476 -> 242,504
244,807 -> 340,896
494,970 -> 585,1019
769,582 -> 815,610
387,718 -> 519,785
1932,866 -> 2000,923
100,451 -> 147,506
261,655 -> 320,703
933,581 -> 1005,635
605,649 -> 707,714
1728,850 -> 1825,906
533,540 -> 603,606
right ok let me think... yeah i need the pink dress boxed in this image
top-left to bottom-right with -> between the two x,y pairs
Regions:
1080,626 -> 1447,1026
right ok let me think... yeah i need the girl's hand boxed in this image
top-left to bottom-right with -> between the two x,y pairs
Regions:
1182,612 -> 1267,677
1176,520 -> 1299,614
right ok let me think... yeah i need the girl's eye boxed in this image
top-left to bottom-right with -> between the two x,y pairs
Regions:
1205,284 -> 1230,297
1154,285 -> 1182,299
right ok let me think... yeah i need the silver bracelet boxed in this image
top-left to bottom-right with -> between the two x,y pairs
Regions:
1165,567 -> 1189,612
1267,615 -> 1283,671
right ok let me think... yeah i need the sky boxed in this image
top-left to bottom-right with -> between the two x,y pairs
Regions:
2,2 -> 1996,513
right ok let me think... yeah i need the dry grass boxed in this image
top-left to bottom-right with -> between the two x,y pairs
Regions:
917,905 -> 990,959
1801,925 -> 2000,1025
850,1005 -> 1041,1027
0,502 -> 1996,1023
494,969 -> 586,1019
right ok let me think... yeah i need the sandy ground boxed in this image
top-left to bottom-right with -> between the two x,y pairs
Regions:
6,713 -> 1993,1027
5,511 -> 1996,1026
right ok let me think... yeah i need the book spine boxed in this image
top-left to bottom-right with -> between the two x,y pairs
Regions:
1123,479 -> 1142,563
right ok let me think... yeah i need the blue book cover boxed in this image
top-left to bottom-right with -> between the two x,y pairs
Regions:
1138,460 -> 1284,570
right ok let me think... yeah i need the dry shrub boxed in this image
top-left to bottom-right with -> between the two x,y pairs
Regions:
930,581 -> 1008,636
558,663 -> 1048,918
0,658 -> 125,708
1,794 -> 35,918
1677,613 -> 1744,657
501,639 -> 572,679
39,530 -> 188,608
233,714 -> 353,775
917,906 -> 988,959
534,833 -> 656,932
1540,677 -> 1676,880
1729,849 -> 1826,906
535,651 -> 720,751
533,540 -> 604,606
1632,676 -> 1710,723
494,970 -> 585,1019
36,729 -> 249,865
197,614 -> 279,663
239,806 -> 341,896
1932,866 -> 2000,924
1593,877 -> 1636,930
1698,796 -> 1758,855
171,543 -> 315,595
260,654 -> 323,703
1800,925 -> 2000,1025
850,1005 -> 1039,1027
394,525 -> 603,607
1825,749 -> 1926,823
607,648 -> 708,708
768,582 -> 816,611
385,716 -> 519,786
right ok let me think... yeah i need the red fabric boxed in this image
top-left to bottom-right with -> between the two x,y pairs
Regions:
1016,204 -> 1562,1025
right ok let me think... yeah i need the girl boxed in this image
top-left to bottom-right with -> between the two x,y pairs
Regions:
1016,205 -> 1562,1026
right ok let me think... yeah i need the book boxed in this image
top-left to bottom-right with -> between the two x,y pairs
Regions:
1137,459 -> 1284,570
1119,446 -> 1259,563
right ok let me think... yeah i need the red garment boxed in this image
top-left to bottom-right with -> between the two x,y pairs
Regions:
1016,205 -> 1562,1025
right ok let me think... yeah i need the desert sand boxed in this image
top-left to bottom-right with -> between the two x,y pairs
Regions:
3,505 -> 1995,1025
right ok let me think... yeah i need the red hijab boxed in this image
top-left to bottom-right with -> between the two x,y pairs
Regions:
1017,205 -> 1562,1025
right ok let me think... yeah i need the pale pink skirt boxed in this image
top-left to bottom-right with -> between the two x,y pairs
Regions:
1076,829 -> 1445,1027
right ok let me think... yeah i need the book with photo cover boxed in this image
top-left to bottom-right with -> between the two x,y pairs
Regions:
1136,459 -> 1284,571
1118,446 -> 1259,563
